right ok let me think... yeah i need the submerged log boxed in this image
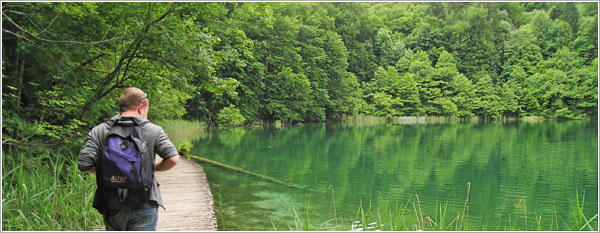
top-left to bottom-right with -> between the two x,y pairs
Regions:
184,153 -> 317,192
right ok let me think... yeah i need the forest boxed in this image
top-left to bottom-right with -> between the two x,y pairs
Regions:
3,2 -> 598,137
1,2 -> 597,230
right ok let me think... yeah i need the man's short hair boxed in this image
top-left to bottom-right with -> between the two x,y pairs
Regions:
119,87 -> 148,111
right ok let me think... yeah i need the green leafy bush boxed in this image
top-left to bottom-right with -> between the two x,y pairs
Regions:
177,140 -> 194,154
217,104 -> 246,127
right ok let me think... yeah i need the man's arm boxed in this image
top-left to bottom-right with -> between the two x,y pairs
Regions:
156,154 -> 179,172
154,125 -> 179,172
78,127 -> 103,174
84,167 -> 96,174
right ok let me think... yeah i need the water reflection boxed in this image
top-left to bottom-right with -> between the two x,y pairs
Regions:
191,121 -> 598,231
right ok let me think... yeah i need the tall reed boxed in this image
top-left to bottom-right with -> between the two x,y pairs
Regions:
309,183 -> 597,231
156,119 -> 206,145
2,152 -> 102,231
342,115 -> 548,124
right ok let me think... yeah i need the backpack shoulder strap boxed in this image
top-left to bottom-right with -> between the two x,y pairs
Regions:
105,119 -> 116,129
97,118 -> 117,170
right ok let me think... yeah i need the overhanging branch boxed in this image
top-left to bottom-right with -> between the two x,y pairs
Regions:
3,11 -> 127,45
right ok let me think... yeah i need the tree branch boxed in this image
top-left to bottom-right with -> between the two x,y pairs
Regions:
78,53 -> 106,69
120,2 -> 179,84
80,3 -> 180,121
5,9 -> 36,16
37,13 -> 60,36
84,68 -> 111,74
25,13 -> 42,31
101,18 -> 115,41
2,29 -> 61,70
151,2 -> 179,25
3,12 -> 127,45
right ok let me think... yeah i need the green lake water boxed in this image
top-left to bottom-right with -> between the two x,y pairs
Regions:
188,120 -> 598,231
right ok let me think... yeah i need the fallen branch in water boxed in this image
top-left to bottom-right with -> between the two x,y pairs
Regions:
184,152 -> 318,192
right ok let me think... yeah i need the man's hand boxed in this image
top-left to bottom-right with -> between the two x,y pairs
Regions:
84,167 -> 97,174
156,154 -> 179,172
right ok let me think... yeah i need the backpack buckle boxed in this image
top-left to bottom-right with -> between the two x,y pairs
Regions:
119,140 -> 129,150
117,188 -> 128,203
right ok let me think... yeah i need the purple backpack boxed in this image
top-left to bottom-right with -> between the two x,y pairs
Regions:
93,117 -> 151,215
98,118 -> 149,207
102,134 -> 142,189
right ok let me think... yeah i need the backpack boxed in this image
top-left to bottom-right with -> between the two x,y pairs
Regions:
94,117 -> 150,213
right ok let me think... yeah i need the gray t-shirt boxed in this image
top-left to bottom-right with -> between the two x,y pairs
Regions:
77,115 -> 178,209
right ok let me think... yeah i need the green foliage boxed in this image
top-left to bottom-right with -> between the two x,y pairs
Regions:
2,151 -> 101,231
1,2 -> 596,139
217,104 -> 246,126
502,25 -> 543,79
473,71 -> 503,119
177,140 -> 194,154
3,2 -> 597,230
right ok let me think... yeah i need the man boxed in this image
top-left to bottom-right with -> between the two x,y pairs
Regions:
78,87 -> 179,231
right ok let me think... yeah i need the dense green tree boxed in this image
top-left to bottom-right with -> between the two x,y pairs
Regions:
529,10 -> 573,58
185,3 -> 259,123
500,24 -> 543,81
2,2 -> 597,145
498,81 -> 521,117
364,67 -> 398,117
374,28 -> 407,68
530,47 -> 597,119
2,2 -> 225,142
472,71 -> 502,119
550,2 -> 579,34
249,8 -> 312,122
445,4 -> 508,78
331,3 -> 378,83
371,91 -> 399,117
406,15 -> 446,61
322,31 -> 363,120
396,73 -> 422,116
408,50 -> 438,115
217,104 -> 246,126
223,3 -> 274,123
570,10 -> 598,64
436,51 -> 475,117
499,2 -> 528,27
365,66 -> 421,117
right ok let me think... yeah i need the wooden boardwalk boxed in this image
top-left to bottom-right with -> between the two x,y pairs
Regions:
155,158 -> 218,231
95,158 -> 217,231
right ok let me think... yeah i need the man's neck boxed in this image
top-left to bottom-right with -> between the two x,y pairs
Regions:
120,111 -> 141,117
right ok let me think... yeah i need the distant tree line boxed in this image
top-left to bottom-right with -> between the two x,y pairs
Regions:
2,2 -> 598,145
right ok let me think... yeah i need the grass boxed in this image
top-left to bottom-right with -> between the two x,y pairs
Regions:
2,151 -> 102,231
342,115 -> 476,124
295,183 -> 598,231
342,115 -> 547,124
156,118 -> 206,135
156,119 -> 206,146
573,191 -> 599,231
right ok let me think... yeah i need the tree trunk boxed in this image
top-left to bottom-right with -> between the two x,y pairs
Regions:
16,54 -> 24,111
10,48 -> 24,139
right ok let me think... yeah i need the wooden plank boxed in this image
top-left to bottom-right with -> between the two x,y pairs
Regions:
94,158 -> 218,231
156,158 -> 218,231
